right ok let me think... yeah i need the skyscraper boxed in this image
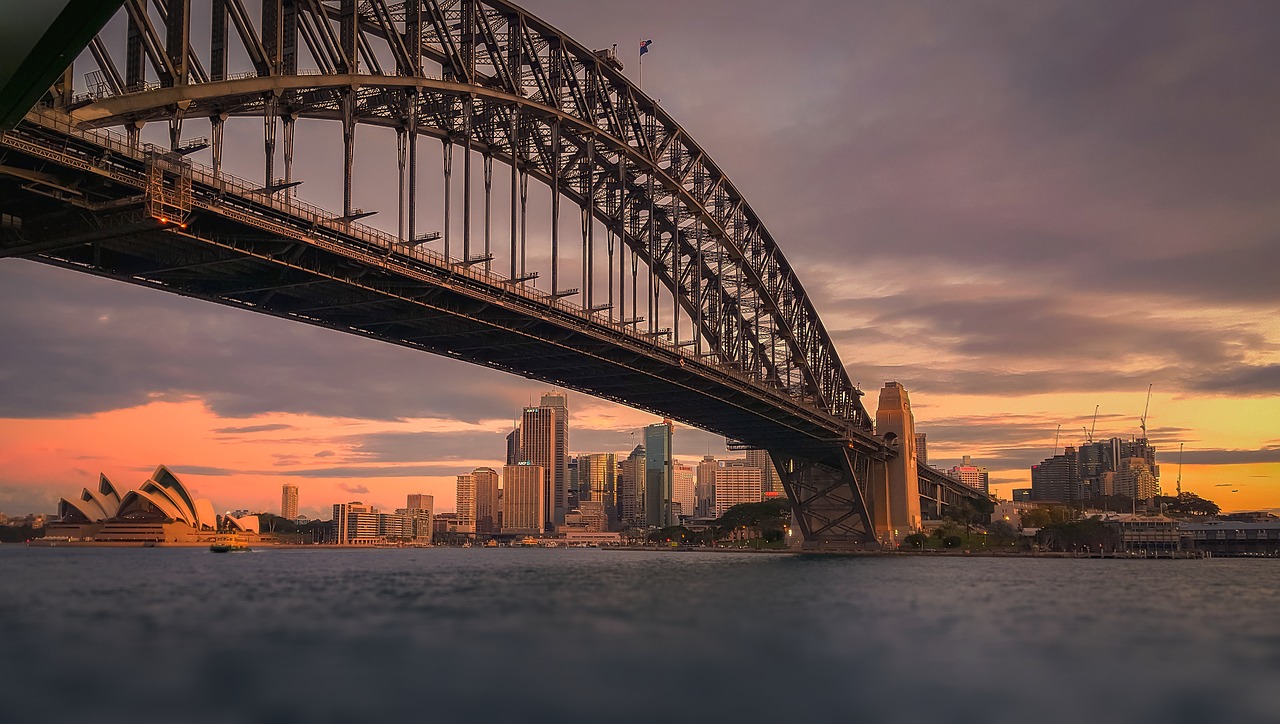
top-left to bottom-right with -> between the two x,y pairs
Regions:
914,433 -> 928,466
519,405 -> 555,529
1076,437 -> 1159,499
406,493 -> 434,512
696,455 -> 718,517
502,463 -> 545,534
540,392 -> 570,527
644,421 -> 674,528
403,494 -> 434,542
948,455 -> 990,495
505,428 -> 520,466
579,452 -> 618,527
472,467 -> 500,534
672,460 -> 695,520
619,444 -> 646,527
456,472 -> 477,534
1032,447 -> 1079,502
713,462 -> 764,517
281,484 -> 299,520
567,455 -> 580,509
744,449 -> 781,495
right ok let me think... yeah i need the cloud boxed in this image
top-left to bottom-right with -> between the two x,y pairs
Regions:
1180,447 -> 1280,466
167,466 -> 239,477
337,483 -> 370,494
213,424 -> 295,434
0,261 -> 536,421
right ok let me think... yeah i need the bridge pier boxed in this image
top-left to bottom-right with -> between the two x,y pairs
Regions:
869,382 -> 922,545
771,449 -> 877,551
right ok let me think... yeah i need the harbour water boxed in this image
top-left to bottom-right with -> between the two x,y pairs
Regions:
0,546 -> 1275,724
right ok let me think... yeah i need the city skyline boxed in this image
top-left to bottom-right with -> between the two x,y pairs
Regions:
1,0 -> 1278,518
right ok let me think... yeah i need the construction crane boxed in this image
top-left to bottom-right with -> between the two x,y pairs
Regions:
1139,384 -> 1153,441
1176,443 -> 1184,496
1053,424 -> 1061,456
1088,405 -> 1099,443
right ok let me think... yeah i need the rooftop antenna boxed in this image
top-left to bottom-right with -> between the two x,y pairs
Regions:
1176,443 -> 1184,496
1088,405 -> 1099,443
1139,384 -> 1153,441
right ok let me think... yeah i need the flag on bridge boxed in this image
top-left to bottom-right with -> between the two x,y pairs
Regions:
640,39 -> 653,56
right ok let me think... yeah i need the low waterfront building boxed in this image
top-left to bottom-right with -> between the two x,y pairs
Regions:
1101,514 -> 1180,553
563,501 -> 607,533
562,531 -> 622,546
331,502 -> 424,544
1179,519 -> 1280,556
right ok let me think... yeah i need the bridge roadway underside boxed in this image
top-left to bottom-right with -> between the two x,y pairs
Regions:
0,116 -> 883,472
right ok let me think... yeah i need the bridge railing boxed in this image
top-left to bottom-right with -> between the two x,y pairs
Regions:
19,105 -> 864,440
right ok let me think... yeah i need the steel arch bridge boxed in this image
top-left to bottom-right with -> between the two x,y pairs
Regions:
0,0 -> 985,547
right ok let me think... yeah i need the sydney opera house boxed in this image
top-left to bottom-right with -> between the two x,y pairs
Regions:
43,465 -> 259,545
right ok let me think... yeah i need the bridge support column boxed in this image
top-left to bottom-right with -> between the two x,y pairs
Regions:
869,381 -> 921,545
772,448 -> 877,550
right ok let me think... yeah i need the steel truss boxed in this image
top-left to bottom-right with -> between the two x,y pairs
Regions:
61,0 -> 869,430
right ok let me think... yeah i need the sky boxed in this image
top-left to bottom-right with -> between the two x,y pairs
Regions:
2,0 -> 1278,518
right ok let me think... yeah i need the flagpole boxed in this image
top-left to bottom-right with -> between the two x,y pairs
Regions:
638,38 -> 643,91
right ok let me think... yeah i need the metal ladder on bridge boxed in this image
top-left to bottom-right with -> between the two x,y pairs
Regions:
145,151 -> 193,226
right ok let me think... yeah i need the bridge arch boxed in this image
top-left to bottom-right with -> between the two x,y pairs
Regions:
64,0 -> 868,430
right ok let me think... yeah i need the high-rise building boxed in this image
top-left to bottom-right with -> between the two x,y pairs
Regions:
713,461 -> 764,517
281,484 -> 299,520
519,405 -> 555,529
502,463 -> 545,534
672,460 -> 695,520
472,467 -> 500,534
567,455 -> 580,509
914,433 -> 928,466
1115,457 -> 1160,499
456,472 -> 477,534
1031,447 -> 1079,502
519,395 -> 570,530
696,455 -> 718,517
1076,437 -> 1159,499
505,428 -> 520,466
948,455 -> 989,494
541,392 -> 570,527
744,449 -> 782,495
619,444 -> 646,527
644,421 -> 674,527
402,493 -> 434,542
579,453 -> 618,527
406,493 -> 434,513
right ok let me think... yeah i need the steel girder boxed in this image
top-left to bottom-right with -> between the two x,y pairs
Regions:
57,0 -> 872,432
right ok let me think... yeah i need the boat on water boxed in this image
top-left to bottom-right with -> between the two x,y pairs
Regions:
517,536 -> 539,547
209,540 -> 251,553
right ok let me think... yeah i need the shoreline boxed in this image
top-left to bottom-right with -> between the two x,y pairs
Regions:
12,540 -> 1230,557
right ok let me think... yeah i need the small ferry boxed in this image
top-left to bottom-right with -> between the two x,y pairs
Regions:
209,539 -> 251,553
